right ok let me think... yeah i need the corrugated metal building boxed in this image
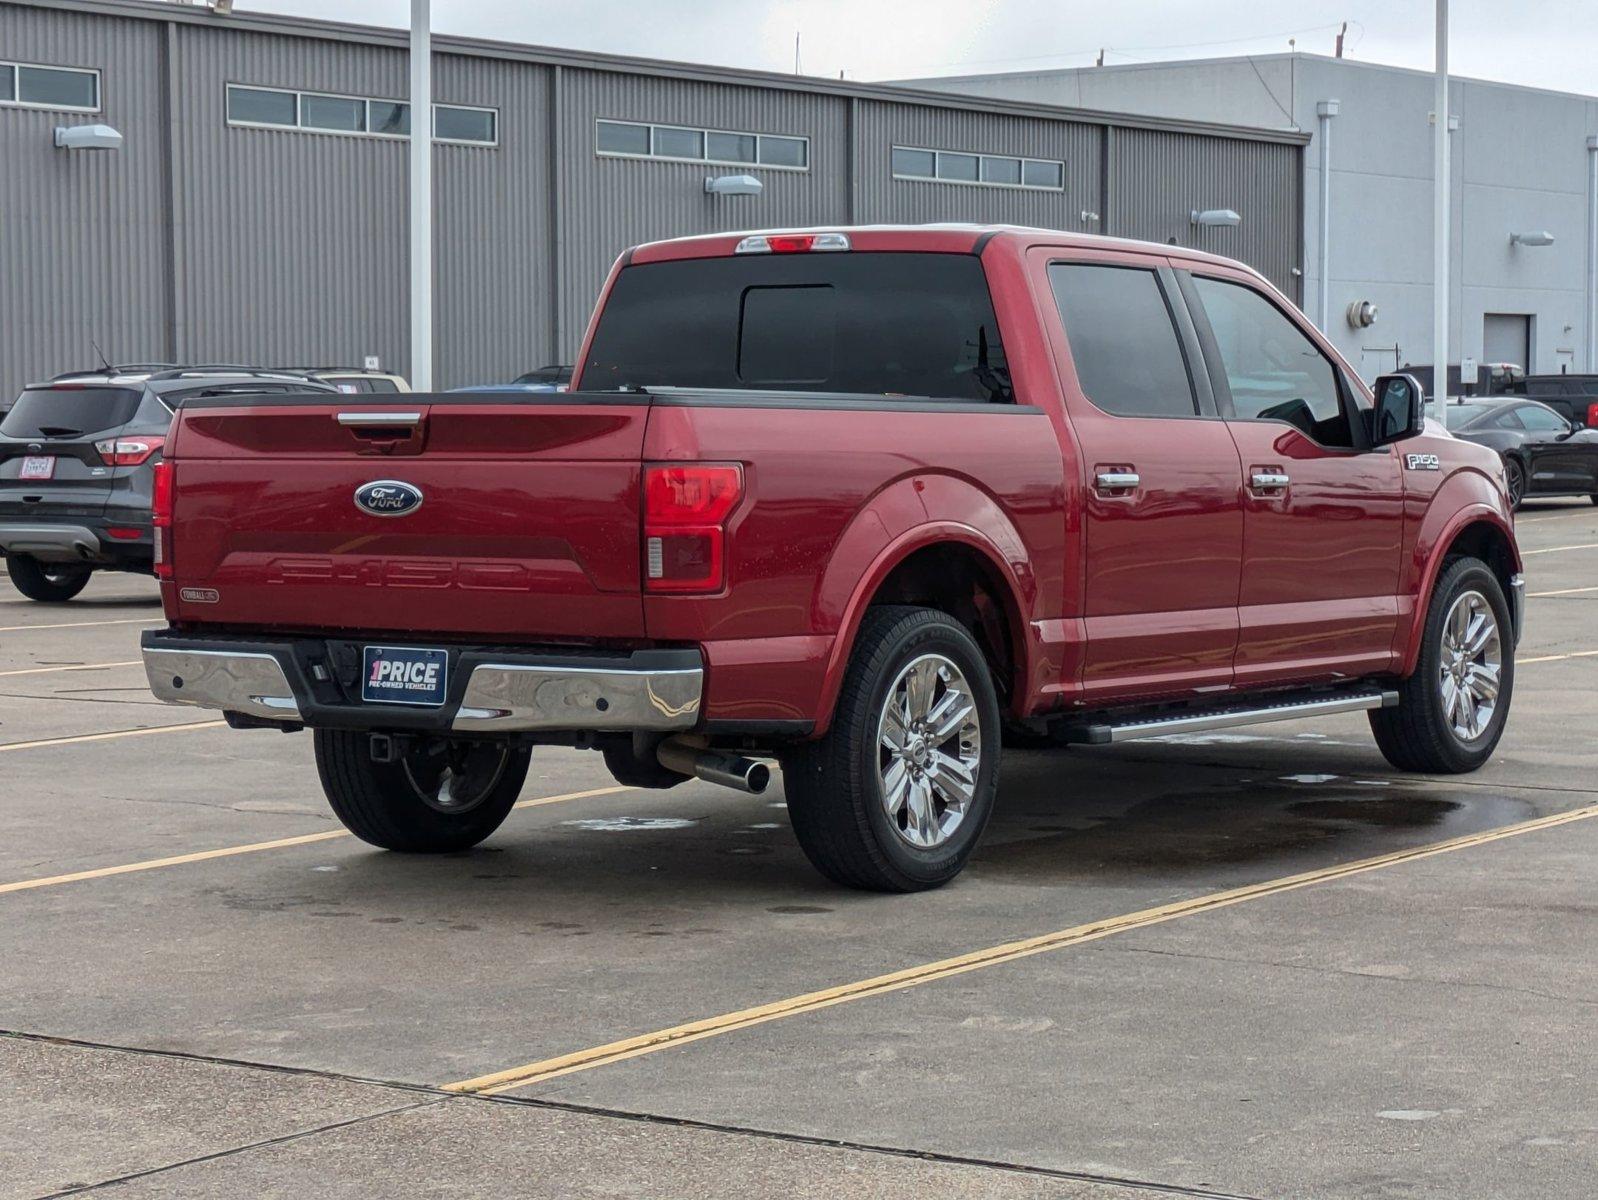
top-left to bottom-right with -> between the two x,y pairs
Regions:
2,0 -> 1308,394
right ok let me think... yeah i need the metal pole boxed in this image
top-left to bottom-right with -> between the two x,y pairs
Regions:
1431,0 -> 1449,408
409,0 -> 432,391
1587,136 -> 1598,371
1316,99 -> 1339,332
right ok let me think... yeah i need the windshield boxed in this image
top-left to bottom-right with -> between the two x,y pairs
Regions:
0,387 -> 143,438
581,252 -> 1012,403
1443,403 -> 1494,430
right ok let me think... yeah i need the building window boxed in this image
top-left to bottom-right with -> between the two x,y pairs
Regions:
596,118 -> 809,170
891,144 -> 1065,191
225,84 -> 497,146
0,61 -> 100,112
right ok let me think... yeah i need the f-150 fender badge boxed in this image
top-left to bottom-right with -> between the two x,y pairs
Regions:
1405,453 -> 1440,471
354,480 -> 424,517
179,587 -> 220,604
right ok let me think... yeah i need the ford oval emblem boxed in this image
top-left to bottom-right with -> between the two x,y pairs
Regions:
354,480 -> 424,517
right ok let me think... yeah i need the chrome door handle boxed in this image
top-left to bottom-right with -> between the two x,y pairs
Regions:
337,411 -> 422,426
1250,471 -> 1290,491
1095,470 -> 1140,492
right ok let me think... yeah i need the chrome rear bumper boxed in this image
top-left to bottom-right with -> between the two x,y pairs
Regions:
141,632 -> 703,735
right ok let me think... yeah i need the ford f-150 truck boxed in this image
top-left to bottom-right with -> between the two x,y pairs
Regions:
141,226 -> 1523,891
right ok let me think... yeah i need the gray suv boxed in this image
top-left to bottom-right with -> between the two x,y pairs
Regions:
0,366 -> 335,602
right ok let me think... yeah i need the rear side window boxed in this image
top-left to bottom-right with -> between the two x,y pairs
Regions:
0,388 -> 142,437
1049,264 -> 1197,417
582,252 -> 1011,403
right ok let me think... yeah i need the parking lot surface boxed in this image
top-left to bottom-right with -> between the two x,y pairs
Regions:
3,499 -> 1595,1198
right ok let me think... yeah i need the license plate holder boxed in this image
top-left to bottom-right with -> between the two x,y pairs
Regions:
19,456 -> 55,481
362,645 -> 449,707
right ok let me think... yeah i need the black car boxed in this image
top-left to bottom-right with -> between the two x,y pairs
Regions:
1444,398 -> 1598,509
0,366 -> 335,602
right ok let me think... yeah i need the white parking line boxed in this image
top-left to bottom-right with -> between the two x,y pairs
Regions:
1521,542 -> 1598,556
0,660 -> 142,678
1528,586 -> 1598,598
0,617 -> 160,633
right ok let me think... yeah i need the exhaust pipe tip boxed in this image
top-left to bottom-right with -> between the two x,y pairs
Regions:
657,739 -> 772,795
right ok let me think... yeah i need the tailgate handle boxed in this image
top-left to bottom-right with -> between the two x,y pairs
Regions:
337,412 -> 422,428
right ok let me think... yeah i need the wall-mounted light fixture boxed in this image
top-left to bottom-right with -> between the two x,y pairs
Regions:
1346,299 -> 1379,329
1509,230 -> 1555,247
1190,208 -> 1241,228
54,124 -> 123,151
705,174 -> 763,197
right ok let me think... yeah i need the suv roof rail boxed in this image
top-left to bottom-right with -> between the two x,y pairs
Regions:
271,366 -> 379,375
146,366 -> 302,381
50,361 -> 179,381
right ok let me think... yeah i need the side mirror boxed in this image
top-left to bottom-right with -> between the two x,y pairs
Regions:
1372,373 -> 1427,445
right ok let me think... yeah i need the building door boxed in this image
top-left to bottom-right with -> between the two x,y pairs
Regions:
1484,313 -> 1532,371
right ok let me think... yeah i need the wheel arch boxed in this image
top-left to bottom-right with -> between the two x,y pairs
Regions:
1400,501 -> 1521,675
812,524 -> 1034,737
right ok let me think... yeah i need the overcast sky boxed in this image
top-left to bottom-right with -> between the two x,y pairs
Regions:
234,1 -> 1598,98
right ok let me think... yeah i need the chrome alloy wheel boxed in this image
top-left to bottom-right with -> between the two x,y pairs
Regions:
402,740 -> 511,815
1438,589 -> 1503,742
877,653 -> 983,850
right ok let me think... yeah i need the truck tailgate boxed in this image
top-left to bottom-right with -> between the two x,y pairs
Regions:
166,396 -> 649,639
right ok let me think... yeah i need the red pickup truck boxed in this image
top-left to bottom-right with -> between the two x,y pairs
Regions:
142,226 -> 1522,891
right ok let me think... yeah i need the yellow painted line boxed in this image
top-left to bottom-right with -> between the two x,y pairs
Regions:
0,660 -> 142,679
0,616 -> 160,633
1521,542 -> 1598,556
1528,585 -> 1598,598
1519,649 -> 1598,664
444,803 -> 1598,1095
0,784 -> 630,896
0,721 -> 227,753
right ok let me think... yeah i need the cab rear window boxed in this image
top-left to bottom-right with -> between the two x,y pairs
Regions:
582,252 -> 1011,403
1,388 -> 142,438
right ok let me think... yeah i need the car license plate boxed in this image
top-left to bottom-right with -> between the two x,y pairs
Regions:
19,456 -> 55,481
362,645 -> 448,707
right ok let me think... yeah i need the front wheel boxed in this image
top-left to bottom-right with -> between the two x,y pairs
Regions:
1504,458 -> 1526,510
1369,557 -> 1513,773
783,606 -> 1001,892
314,731 -> 530,851
6,556 -> 92,602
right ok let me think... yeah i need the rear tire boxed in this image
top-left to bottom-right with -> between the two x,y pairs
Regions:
6,555 -> 92,603
1369,557 -> 1513,774
314,730 -> 530,852
782,606 -> 1001,892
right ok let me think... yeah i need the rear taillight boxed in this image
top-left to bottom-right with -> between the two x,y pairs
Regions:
643,463 -> 743,593
1588,402 -> 1598,429
151,460 -> 174,580
94,436 -> 164,466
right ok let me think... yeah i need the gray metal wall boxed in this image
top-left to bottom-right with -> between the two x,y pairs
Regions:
1109,129 -> 1302,302
1,0 -> 1304,397
1,3 -> 167,389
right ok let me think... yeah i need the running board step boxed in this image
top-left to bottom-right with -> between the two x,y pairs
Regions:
1063,688 -> 1399,745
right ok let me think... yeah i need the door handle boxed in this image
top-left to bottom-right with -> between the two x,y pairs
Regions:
1094,470 -> 1140,493
336,412 -> 422,427
1250,470 -> 1290,492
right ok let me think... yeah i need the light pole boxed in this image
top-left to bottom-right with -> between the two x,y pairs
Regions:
1431,0 -> 1449,408
409,0 -> 432,391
